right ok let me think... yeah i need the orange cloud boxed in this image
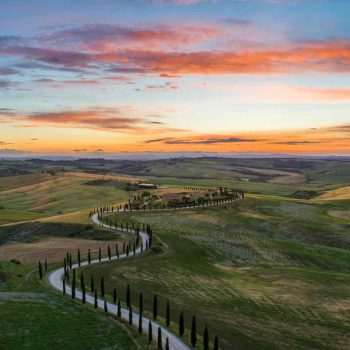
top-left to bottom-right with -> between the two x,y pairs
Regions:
138,125 -> 350,154
2,35 -> 349,74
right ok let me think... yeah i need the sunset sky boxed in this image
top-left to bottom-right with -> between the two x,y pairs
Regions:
0,0 -> 349,156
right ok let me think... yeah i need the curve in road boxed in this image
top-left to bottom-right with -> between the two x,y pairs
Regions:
48,212 -> 190,350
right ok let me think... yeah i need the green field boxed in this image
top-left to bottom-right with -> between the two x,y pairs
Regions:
82,196 -> 350,350
0,174 -> 131,219
0,261 -> 153,350
0,157 -> 349,350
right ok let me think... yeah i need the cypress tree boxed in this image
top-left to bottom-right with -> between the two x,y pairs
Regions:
98,247 -> 102,262
38,261 -> 43,280
90,275 -> 94,293
66,269 -> 70,281
179,311 -> 185,337
62,278 -> 66,295
94,290 -> 98,308
153,295 -> 158,320
72,269 -> 76,299
63,258 -> 67,279
126,245 -> 129,257
117,300 -> 121,317
104,299 -> 108,312
44,258 -> 48,272
165,338 -> 169,350
100,276 -> 105,297
213,335 -> 218,350
80,272 -> 84,291
113,288 -> 117,304
133,243 -> 136,255
158,327 -> 162,350
82,285 -> 86,304
108,245 -> 111,260
148,321 -> 152,343
129,307 -> 133,325
88,249 -> 91,264
123,241 -> 126,253
139,292 -> 144,314
203,325 -> 209,350
78,249 -> 81,266
116,243 -> 119,258
138,313 -> 143,334
126,284 -> 131,307
69,253 -> 72,269
191,315 -> 197,347
166,300 -> 170,327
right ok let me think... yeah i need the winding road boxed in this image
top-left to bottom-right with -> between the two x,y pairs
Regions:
48,195 -> 242,349
48,212 -> 190,350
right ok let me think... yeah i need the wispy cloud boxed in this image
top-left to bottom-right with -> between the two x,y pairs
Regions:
143,136 -> 262,144
0,106 -> 185,134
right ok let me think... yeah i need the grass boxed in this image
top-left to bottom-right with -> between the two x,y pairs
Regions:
0,174 -> 131,218
0,158 -> 349,349
317,186 -> 350,200
0,261 -> 153,350
80,197 -> 350,350
0,210 -> 46,225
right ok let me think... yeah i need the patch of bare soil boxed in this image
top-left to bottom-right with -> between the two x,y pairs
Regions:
0,236 -> 125,263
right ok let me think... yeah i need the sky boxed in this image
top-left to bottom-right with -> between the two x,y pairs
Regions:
0,0 -> 349,156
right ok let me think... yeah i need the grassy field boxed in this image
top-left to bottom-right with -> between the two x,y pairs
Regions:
0,210 -> 46,225
0,157 -> 349,350
317,186 -> 350,200
80,196 -> 350,350
0,260 -> 153,350
0,174 -> 131,219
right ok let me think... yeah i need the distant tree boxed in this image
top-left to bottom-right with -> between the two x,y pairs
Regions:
191,315 -> 197,347
213,335 -> 219,350
116,243 -> 119,258
139,292 -> 144,314
153,295 -> 158,320
179,312 -> 185,337
166,300 -> 170,327
100,276 -> 105,297
38,261 -> 43,280
82,285 -> 86,304
94,290 -> 98,308
165,338 -> 169,350
158,327 -> 162,350
69,253 -> 72,269
44,258 -> 48,272
63,258 -> 67,279
126,284 -> 131,307
88,249 -> 91,264
78,249 -> 81,266
62,278 -> 66,295
108,245 -> 111,260
98,247 -> 102,262
113,288 -> 117,304
129,307 -> 133,325
117,300 -> 121,317
104,299 -> 108,312
90,275 -> 94,293
148,321 -> 153,343
203,325 -> 209,350
80,272 -> 84,291
126,245 -> 129,257
72,269 -> 76,299
138,313 -> 143,334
